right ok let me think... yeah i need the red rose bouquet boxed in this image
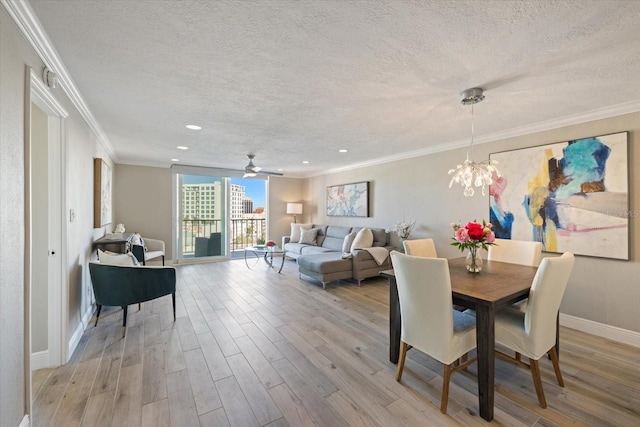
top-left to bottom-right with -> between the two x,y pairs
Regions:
451,220 -> 496,272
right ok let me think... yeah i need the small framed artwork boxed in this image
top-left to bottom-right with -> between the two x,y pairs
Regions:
489,132 -> 629,260
94,158 -> 112,228
327,181 -> 369,217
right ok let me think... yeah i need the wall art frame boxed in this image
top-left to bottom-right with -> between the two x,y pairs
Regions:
93,158 -> 112,228
489,131 -> 629,260
326,181 -> 369,217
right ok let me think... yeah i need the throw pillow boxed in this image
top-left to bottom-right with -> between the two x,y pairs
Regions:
299,227 -> 319,245
350,227 -> 374,251
98,249 -> 138,266
130,233 -> 146,251
290,223 -> 312,242
342,231 -> 357,253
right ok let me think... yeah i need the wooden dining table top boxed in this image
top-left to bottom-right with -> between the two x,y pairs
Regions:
381,256 -> 538,304
446,257 -> 538,305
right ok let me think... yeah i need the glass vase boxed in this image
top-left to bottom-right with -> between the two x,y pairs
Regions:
466,246 -> 483,273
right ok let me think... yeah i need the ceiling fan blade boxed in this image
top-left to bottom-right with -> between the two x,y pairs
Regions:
256,170 -> 283,176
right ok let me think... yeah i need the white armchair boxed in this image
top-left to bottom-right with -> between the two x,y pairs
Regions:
132,237 -> 165,265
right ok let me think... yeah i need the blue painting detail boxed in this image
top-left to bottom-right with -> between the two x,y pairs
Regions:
489,200 -> 513,239
490,136 -> 611,243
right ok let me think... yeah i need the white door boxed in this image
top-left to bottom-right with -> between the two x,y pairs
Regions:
29,70 -> 68,371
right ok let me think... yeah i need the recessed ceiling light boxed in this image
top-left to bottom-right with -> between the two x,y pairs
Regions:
171,158 -> 179,162
177,146 -> 188,150
185,124 -> 201,130
277,168 -> 283,171
302,161 -> 309,164
339,149 -> 348,153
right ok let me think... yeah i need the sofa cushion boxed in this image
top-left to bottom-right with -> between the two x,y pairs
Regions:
98,249 -> 138,266
351,227 -> 373,251
290,223 -> 313,242
342,231 -> 357,253
352,227 -> 387,247
298,253 -> 352,274
300,245 -> 335,255
320,226 -> 352,251
299,227 -> 320,245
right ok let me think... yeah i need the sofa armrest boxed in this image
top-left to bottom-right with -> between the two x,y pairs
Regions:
282,236 -> 291,247
351,249 -> 372,262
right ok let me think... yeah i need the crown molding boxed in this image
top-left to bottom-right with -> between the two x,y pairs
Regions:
314,99 -> 640,178
2,0 -> 117,161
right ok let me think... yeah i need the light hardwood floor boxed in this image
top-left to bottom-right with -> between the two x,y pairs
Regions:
33,259 -> 640,426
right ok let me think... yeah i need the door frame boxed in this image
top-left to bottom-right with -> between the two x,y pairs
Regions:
26,67 -> 69,374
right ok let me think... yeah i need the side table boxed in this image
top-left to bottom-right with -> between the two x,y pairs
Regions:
244,246 -> 286,273
93,233 -> 133,256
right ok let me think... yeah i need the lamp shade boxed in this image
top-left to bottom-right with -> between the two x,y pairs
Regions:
286,203 -> 303,215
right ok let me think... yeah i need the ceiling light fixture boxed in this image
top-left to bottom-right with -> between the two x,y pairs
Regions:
171,158 -> 179,162
185,124 -> 201,130
177,146 -> 188,150
448,88 -> 500,197
339,149 -> 348,153
302,160 -> 309,164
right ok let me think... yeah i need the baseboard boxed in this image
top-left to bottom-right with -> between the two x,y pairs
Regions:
560,313 -> 640,348
31,350 -> 49,371
19,414 -> 30,427
68,305 -> 94,361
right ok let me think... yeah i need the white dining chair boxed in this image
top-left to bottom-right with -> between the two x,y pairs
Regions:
390,251 -> 477,413
487,238 -> 542,267
402,238 -> 437,258
494,252 -> 575,408
488,238 -> 542,311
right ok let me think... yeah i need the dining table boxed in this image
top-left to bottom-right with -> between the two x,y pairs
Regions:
380,257 -> 539,422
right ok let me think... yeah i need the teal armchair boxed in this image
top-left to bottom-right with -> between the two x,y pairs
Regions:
89,262 -> 176,337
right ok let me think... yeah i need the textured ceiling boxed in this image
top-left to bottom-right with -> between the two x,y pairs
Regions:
27,0 -> 640,177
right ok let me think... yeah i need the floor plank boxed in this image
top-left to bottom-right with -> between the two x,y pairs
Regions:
33,259 -> 640,427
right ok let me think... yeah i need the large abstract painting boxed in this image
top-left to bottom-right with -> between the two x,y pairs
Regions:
489,132 -> 628,260
327,181 -> 369,217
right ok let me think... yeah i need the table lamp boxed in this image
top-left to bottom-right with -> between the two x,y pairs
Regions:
286,203 -> 303,223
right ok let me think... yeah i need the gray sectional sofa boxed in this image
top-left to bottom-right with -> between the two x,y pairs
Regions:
282,225 -> 394,288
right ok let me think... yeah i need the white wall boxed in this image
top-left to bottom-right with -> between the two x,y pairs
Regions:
268,176 -> 305,246
305,112 -> 640,334
0,7 -> 30,425
114,164 -> 172,257
1,6 -> 118,425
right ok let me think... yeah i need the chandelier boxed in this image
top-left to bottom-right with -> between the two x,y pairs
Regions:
448,88 -> 500,197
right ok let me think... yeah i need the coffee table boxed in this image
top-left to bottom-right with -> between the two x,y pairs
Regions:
244,245 -> 286,273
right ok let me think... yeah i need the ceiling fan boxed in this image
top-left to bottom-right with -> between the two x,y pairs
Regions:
243,154 -> 283,178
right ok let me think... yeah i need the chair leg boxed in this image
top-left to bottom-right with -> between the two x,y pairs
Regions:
549,347 -> 564,387
461,353 -> 468,371
172,293 -> 176,321
441,364 -> 452,413
94,305 -> 102,327
396,341 -> 408,381
530,358 -> 547,408
122,305 -> 128,338
162,255 -> 165,266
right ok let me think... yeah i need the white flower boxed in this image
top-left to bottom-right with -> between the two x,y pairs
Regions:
392,219 -> 415,239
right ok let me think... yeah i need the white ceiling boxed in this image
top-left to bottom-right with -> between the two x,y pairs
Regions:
25,0 -> 640,177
